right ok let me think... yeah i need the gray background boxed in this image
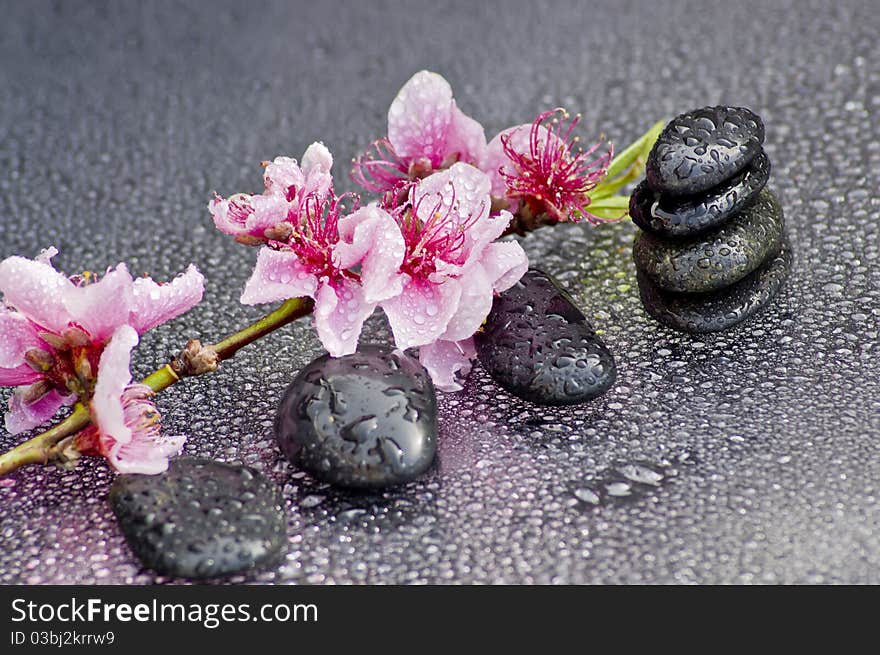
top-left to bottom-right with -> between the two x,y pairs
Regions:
1,0 -> 878,584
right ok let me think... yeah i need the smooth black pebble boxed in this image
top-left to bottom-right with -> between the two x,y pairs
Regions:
646,106 -> 765,196
637,239 -> 791,333
632,187 -> 784,293
630,150 -> 770,237
109,458 -> 287,579
474,269 -> 616,405
275,345 -> 437,490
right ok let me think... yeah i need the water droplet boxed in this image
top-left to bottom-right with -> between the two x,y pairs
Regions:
604,481 -> 633,497
617,463 -> 664,486
573,487 -> 601,505
299,495 -> 325,509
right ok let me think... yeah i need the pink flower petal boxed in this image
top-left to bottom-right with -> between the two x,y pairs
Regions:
418,338 -> 476,392
0,253 -> 74,334
209,193 -> 290,239
129,264 -> 205,335
87,384 -> 185,475
249,193 -> 295,231
110,431 -> 185,475
241,247 -> 318,305
414,162 -> 491,226
4,389 -> 73,435
209,193 -> 254,237
482,240 -> 529,293
301,141 -> 334,176
0,306 -> 44,369
445,103 -> 488,165
0,364 -> 42,386
300,174 -> 333,211
62,264 -> 134,342
388,70 -> 454,167
440,262 -> 493,342
91,325 -> 139,449
264,156 -> 306,197
381,277 -> 462,351
459,209 -> 514,269
312,279 -> 376,357
336,205 -> 405,304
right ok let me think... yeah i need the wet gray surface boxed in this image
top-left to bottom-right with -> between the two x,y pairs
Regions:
1,0 -> 878,584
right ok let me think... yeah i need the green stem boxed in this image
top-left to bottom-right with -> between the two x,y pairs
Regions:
584,195 -> 632,220
0,297 -> 314,477
211,298 -> 314,360
590,119 -> 665,201
0,404 -> 91,476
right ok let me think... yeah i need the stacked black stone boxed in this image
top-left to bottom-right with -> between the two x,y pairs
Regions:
630,106 -> 791,333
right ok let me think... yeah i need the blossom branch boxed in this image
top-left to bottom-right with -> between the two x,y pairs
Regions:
0,297 -> 314,477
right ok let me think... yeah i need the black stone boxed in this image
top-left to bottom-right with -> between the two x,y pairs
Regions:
632,188 -> 784,293
646,106 -> 765,196
474,269 -> 616,405
637,239 -> 791,333
109,458 -> 287,579
275,345 -> 437,490
630,150 -> 771,237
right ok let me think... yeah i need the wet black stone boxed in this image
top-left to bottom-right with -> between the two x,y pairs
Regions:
109,458 -> 287,579
474,269 -> 616,405
646,106 -> 765,196
275,345 -> 437,490
637,239 -> 791,333
632,188 -> 784,293
630,150 -> 771,237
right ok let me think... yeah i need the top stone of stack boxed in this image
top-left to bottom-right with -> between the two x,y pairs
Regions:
645,106 -> 765,196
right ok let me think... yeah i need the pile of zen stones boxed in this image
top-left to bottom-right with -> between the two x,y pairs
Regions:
630,106 -> 790,332
274,269 -> 618,489
108,105 -> 789,581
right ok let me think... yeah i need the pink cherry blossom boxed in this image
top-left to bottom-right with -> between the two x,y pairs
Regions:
482,108 -> 613,225
74,325 -> 184,474
351,71 -> 487,197
379,163 -> 528,390
240,194 -> 406,358
0,247 -> 204,434
209,142 -> 334,244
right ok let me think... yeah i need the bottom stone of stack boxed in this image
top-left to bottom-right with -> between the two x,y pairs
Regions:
636,238 -> 791,333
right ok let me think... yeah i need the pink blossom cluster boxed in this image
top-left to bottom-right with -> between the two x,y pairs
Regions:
352,71 -> 613,224
210,71 -> 610,390
212,151 -> 527,390
0,248 -> 204,473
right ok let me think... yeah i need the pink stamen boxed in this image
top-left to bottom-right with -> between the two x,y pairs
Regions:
280,191 -> 360,281
350,137 -> 409,194
500,108 -> 613,224
393,182 -> 483,279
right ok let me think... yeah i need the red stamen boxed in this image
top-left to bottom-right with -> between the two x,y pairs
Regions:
279,191 -> 361,282
500,108 -> 613,224
393,182 -> 483,280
